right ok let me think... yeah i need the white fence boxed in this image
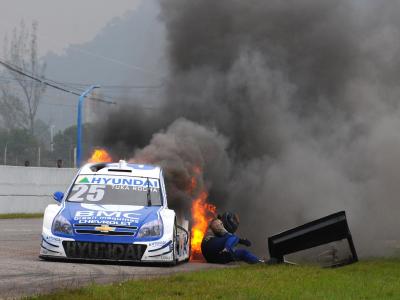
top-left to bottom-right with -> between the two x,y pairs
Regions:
0,166 -> 76,214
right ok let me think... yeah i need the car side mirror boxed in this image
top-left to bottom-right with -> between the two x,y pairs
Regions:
53,191 -> 64,203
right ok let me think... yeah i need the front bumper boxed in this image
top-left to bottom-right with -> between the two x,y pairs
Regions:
40,229 -> 174,263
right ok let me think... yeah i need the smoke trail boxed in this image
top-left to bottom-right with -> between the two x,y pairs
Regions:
97,0 -> 400,256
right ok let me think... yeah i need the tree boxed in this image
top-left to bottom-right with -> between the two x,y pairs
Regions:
0,91 -> 27,129
53,123 -> 98,167
0,21 -> 46,134
0,127 -> 38,165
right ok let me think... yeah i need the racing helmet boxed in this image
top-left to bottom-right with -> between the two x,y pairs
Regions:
221,212 -> 240,233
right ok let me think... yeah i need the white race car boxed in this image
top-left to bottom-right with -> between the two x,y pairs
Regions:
40,160 -> 190,265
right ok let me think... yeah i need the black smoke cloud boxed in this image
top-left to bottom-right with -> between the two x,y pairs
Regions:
96,0 -> 400,256
132,118 -> 231,214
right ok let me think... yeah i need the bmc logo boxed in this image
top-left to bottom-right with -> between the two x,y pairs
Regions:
75,210 -> 140,219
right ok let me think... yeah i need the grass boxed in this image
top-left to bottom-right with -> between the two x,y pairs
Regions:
29,259 -> 400,300
0,213 -> 43,219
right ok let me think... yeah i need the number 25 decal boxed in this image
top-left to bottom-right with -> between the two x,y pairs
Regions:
68,185 -> 106,202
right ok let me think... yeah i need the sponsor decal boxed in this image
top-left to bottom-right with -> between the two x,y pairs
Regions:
46,236 -> 61,242
75,210 -> 140,218
110,185 -> 158,193
149,241 -> 168,247
76,176 -> 159,188
77,220 -> 135,226
95,224 -> 116,233
81,204 -> 143,212
159,255 -> 172,260
63,241 -> 146,260
74,210 -> 140,225
79,177 -> 90,184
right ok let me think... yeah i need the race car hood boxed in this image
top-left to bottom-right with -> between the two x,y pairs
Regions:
53,203 -> 162,243
63,203 -> 160,227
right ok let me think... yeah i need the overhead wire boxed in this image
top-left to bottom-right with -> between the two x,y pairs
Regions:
0,72 -> 163,111
68,47 -> 164,77
0,59 -> 165,111
0,75 -> 85,97
0,58 -> 116,105
0,11 -> 168,104
37,80 -> 166,90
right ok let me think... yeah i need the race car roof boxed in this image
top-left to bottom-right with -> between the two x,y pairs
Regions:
79,160 -> 162,179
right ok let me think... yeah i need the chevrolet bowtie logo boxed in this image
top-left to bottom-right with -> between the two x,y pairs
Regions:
95,224 -> 116,233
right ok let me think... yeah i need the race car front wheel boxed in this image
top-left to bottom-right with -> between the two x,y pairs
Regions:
169,222 -> 178,266
183,222 -> 191,263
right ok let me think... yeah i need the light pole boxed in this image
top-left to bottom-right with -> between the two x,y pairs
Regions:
76,85 -> 100,168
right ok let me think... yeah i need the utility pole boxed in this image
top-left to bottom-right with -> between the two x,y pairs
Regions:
73,147 -> 77,168
76,85 -> 100,168
50,124 -> 55,152
37,147 -> 41,167
3,143 -> 7,165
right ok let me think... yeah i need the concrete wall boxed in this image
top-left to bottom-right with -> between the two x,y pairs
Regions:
0,166 -> 76,214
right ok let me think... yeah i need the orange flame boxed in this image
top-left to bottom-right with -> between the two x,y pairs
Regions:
88,148 -> 112,163
191,192 -> 216,260
189,167 -> 217,260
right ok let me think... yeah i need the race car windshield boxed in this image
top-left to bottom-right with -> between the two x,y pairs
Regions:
66,175 -> 162,206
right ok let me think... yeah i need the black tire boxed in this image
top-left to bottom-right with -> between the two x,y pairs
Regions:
169,222 -> 178,266
183,224 -> 191,263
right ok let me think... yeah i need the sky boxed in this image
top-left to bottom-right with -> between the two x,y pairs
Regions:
0,0 -> 165,132
0,0 -> 140,56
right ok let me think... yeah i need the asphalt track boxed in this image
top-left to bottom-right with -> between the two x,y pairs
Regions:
0,218 -> 228,299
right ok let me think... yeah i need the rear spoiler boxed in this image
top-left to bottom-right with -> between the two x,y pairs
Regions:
268,211 -> 358,267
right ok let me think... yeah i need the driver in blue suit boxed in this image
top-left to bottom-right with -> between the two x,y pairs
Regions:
201,212 -> 261,264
